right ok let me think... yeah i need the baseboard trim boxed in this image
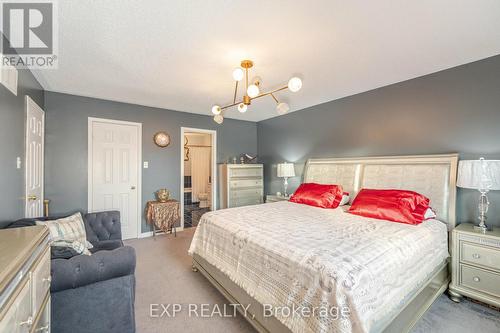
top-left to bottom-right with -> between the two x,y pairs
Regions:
139,227 -> 184,239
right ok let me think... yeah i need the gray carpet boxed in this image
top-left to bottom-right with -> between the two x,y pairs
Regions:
126,229 -> 500,333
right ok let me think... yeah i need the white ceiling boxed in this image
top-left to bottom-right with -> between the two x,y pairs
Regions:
34,0 -> 500,122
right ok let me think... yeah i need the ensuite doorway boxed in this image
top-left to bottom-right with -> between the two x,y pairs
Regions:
180,127 -> 217,229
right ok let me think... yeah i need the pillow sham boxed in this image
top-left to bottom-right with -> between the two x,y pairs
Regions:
36,212 -> 92,256
289,183 -> 344,208
348,189 -> 430,225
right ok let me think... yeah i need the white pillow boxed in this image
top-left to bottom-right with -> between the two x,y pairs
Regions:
36,212 -> 92,256
339,193 -> 350,206
424,208 -> 437,220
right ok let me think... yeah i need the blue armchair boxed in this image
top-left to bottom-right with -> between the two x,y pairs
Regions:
8,211 -> 136,333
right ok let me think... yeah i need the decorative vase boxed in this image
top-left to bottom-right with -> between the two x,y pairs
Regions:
156,189 -> 170,202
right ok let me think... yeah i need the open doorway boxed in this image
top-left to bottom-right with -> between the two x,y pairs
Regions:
180,127 -> 217,229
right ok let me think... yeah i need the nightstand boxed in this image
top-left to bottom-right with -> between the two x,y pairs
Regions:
449,223 -> 500,307
266,195 -> 289,203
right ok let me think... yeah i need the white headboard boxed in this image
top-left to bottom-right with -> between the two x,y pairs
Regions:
303,154 -> 459,229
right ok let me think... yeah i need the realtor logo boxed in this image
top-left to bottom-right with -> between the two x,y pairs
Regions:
1,0 -> 58,68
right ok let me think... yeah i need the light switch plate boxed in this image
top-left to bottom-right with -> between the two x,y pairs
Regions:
143,161 -> 149,169
16,157 -> 21,169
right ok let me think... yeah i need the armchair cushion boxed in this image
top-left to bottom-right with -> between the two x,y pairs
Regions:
84,211 -> 122,245
90,239 -> 124,253
51,246 -> 136,293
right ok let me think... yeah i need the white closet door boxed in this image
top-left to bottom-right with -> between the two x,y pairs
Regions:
90,120 -> 140,239
25,97 -> 44,218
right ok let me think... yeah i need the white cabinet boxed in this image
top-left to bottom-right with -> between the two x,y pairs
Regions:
0,226 -> 51,333
0,281 -> 32,333
219,164 -> 264,209
32,249 -> 51,316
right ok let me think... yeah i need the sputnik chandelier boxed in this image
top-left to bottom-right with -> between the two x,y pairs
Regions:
211,60 -> 303,124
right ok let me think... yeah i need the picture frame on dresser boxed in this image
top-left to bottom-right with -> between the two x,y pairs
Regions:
449,223 -> 500,307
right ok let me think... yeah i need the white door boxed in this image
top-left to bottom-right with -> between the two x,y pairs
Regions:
25,96 -> 44,218
89,119 -> 141,239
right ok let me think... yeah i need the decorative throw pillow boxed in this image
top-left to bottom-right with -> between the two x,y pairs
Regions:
348,189 -> 430,225
36,213 -> 92,256
289,183 -> 344,208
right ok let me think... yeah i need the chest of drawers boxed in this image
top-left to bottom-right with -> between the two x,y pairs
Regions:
219,164 -> 264,209
449,223 -> 500,307
0,226 -> 51,333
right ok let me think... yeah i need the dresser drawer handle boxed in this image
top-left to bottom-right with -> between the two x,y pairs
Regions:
472,253 -> 481,259
19,316 -> 33,327
35,325 -> 49,332
473,276 -> 481,282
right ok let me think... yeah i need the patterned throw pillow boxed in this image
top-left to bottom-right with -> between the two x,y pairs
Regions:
36,213 -> 93,256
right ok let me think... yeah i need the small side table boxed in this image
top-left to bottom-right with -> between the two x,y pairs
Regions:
266,195 -> 289,203
449,223 -> 500,307
145,200 -> 180,238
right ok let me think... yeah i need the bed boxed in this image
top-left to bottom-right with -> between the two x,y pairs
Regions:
189,154 -> 459,333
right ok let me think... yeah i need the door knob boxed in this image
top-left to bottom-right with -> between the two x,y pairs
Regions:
131,186 -> 136,190
27,195 -> 38,201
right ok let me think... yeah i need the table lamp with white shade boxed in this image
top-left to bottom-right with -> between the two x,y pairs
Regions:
457,158 -> 500,233
277,162 -> 295,197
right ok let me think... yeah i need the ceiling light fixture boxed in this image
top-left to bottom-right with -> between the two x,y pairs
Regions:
232,68 -> 244,81
211,60 -> 302,123
214,114 -> 224,124
270,93 -> 290,115
237,103 -> 248,113
247,83 -> 260,98
211,105 -> 221,115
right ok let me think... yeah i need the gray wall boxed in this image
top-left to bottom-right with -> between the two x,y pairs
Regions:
257,55 -> 500,227
44,92 -> 257,233
0,67 -> 44,227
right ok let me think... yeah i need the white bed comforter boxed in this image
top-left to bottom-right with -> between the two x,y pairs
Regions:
188,201 -> 449,333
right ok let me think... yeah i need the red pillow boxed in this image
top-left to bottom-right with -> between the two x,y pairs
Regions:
289,183 -> 344,208
348,189 -> 430,225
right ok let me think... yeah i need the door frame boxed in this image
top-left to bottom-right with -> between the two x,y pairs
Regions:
25,96 -> 45,217
88,117 -> 142,239
180,127 -> 217,229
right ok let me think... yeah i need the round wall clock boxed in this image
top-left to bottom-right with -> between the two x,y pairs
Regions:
153,132 -> 171,148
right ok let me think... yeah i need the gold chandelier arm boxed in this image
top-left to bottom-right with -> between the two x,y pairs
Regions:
221,101 -> 243,110
270,93 -> 279,104
233,81 -> 239,104
245,68 -> 249,90
219,84 -> 288,111
252,85 -> 288,100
